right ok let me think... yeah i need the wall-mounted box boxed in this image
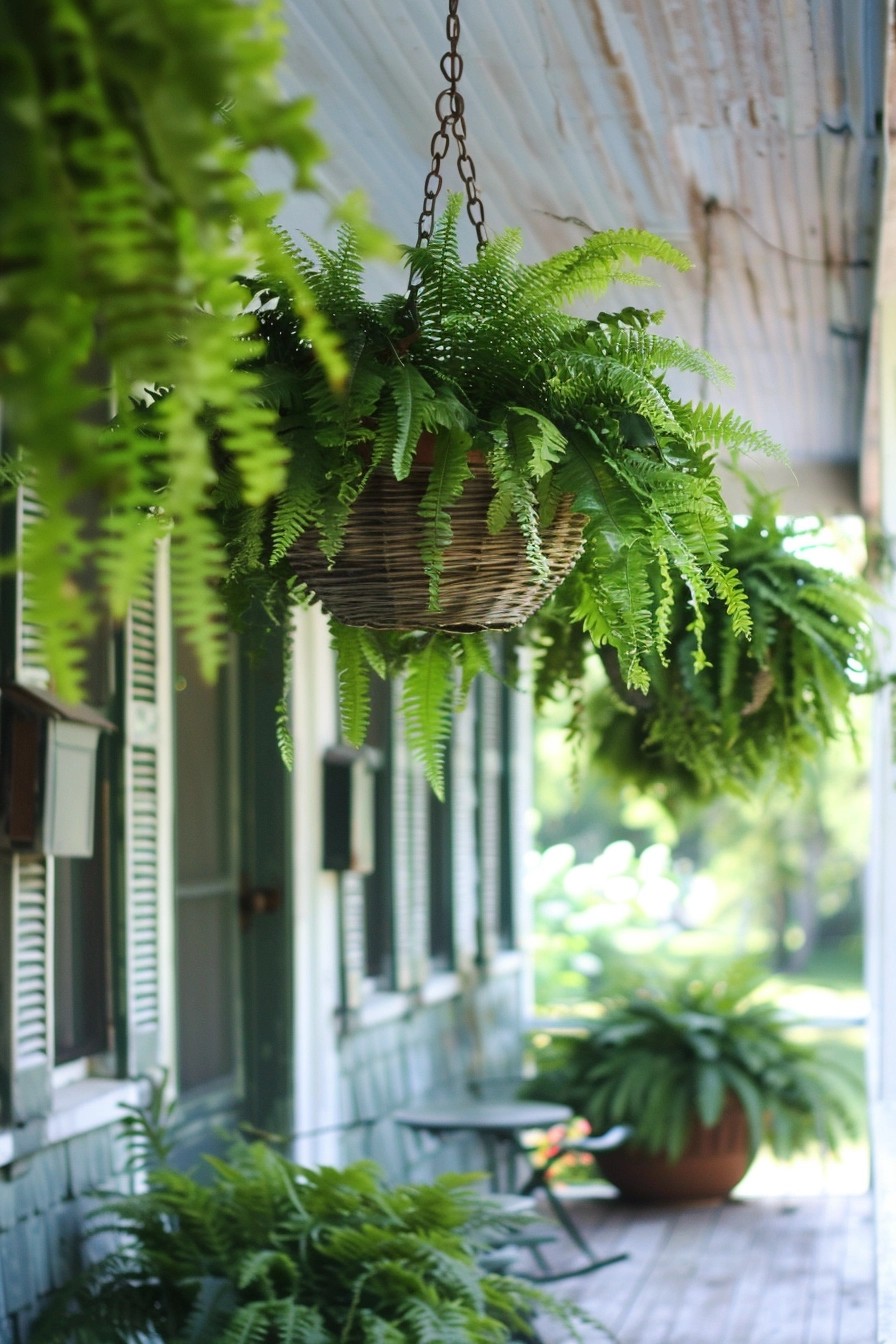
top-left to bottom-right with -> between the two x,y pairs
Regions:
322,746 -> 379,874
0,684 -> 115,858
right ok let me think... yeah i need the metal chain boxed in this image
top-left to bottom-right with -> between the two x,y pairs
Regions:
412,0 -> 488,261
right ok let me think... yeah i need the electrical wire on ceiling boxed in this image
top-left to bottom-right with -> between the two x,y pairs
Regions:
707,198 -> 871,270
540,204 -> 870,271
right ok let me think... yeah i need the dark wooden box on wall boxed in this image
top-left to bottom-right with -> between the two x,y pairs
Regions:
322,745 -> 378,875
0,684 -> 114,857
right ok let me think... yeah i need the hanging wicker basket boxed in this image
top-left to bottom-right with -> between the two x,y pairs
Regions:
287,439 -> 584,632
281,5 -> 588,632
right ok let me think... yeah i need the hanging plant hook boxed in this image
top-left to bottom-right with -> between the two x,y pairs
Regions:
408,0 -> 488,303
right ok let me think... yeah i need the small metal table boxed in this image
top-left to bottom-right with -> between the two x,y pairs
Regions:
393,1099 -> 573,1194
393,1098 -> 627,1275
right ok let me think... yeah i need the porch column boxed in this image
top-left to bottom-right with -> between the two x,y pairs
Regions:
866,299 -> 896,1107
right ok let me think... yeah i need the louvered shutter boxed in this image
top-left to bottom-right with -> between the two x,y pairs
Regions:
476,674 -> 503,966
15,486 -> 51,688
339,872 -> 367,1011
3,857 -> 52,1121
391,691 -> 429,991
2,486 -> 53,1120
120,545 -> 173,1076
449,698 -> 479,971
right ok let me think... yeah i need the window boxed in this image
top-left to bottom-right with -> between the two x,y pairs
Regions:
53,622 -> 114,1067
475,654 -> 516,961
498,682 -> 516,951
174,635 -> 239,1092
428,754 -> 454,971
53,755 -> 111,1064
363,679 -> 393,987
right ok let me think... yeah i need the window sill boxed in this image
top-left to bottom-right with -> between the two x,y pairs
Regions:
0,1077 -> 151,1169
485,949 -> 524,977
348,956 -> 524,1031
418,971 -> 462,1006
45,1076 -> 150,1146
355,992 -> 410,1030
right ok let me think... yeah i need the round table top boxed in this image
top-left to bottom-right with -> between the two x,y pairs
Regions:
392,1099 -> 572,1134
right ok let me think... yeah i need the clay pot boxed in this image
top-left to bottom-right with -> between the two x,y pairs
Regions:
596,1099 -> 753,1203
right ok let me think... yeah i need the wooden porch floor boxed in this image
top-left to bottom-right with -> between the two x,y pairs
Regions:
532,1183 -> 875,1344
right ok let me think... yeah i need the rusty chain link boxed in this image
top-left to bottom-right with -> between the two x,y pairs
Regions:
409,0 -> 487,298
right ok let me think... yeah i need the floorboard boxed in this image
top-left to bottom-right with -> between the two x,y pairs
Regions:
532,1187 -> 875,1344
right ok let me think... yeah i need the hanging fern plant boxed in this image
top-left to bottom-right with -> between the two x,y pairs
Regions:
0,0 -> 389,695
216,198 -> 780,794
526,496 -> 877,807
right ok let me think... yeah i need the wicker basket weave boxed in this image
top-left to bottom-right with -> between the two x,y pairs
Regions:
287,454 -> 584,632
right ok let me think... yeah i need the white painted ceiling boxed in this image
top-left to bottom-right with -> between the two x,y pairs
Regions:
263,1 -> 889,515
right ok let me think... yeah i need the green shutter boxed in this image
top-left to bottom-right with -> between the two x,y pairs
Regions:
1,485 -> 52,1120
120,546 -> 172,1075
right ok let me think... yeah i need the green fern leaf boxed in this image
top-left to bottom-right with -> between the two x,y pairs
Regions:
418,428 -> 474,610
506,406 -> 567,478
400,636 -> 455,798
331,623 -> 373,747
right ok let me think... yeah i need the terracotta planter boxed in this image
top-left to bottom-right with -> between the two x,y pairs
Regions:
596,1100 -> 753,1203
286,434 -> 584,632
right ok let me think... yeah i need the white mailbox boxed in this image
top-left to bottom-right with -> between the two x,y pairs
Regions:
0,684 -> 115,858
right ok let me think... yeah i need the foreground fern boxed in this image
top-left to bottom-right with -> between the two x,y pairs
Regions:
221,198 -> 779,792
0,0 -> 382,694
527,497 -> 877,807
32,1118 -> 604,1344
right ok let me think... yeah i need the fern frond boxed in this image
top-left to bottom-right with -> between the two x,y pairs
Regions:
331,623 -> 373,747
452,633 -> 495,705
688,401 -> 785,460
418,428 -> 474,610
268,442 -> 329,564
524,227 -> 691,308
377,364 -> 434,479
400,637 -> 455,798
506,406 -> 568,478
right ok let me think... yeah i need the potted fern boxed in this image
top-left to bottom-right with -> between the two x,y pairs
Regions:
526,496 -> 877,808
519,962 -> 862,1203
219,197 -> 777,793
32,1104 -> 602,1344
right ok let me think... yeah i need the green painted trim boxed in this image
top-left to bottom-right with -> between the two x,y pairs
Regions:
237,638 -> 294,1139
